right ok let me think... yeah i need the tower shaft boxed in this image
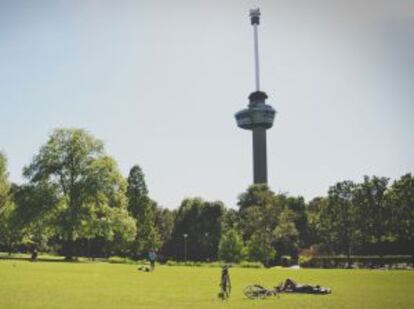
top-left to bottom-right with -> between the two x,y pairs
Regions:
253,23 -> 260,91
252,127 -> 267,183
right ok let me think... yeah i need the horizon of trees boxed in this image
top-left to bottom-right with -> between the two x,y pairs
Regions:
0,128 -> 413,264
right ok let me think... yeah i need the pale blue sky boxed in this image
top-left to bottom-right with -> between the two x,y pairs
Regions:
1,0 -> 413,208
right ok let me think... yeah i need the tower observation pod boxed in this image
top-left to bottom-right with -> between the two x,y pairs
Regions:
235,8 -> 276,184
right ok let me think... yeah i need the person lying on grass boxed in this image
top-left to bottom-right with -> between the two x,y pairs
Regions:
277,278 -> 331,294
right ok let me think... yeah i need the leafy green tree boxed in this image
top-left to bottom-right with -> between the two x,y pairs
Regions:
0,153 -> 10,210
284,196 -> 309,248
168,198 -> 225,261
23,128 -> 136,259
273,208 -> 300,258
247,230 -> 276,266
353,176 -> 390,255
222,208 -> 240,231
218,229 -> 246,263
388,173 -> 414,253
127,165 -> 160,257
238,184 -> 282,241
319,181 -> 361,261
12,182 -> 59,252
306,197 -> 326,248
238,184 -> 280,213
155,207 -> 176,255
0,153 -> 20,252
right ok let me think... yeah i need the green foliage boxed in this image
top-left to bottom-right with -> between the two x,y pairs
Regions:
168,198 -> 225,261
298,255 -> 413,269
387,173 -> 414,245
22,129 -> 136,258
238,261 -> 264,268
155,207 -> 175,251
2,131 -> 414,263
318,181 -> 360,257
353,176 -> 390,250
273,208 -> 299,257
246,230 -> 276,265
218,229 -> 246,263
0,153 -> 20,252
127,165 -> 160,256
0,152 -> 11,209
238,185 -> 282,239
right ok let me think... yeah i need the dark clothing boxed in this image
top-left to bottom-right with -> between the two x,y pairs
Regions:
148,251 -> 157,271
280,278 -> 331,294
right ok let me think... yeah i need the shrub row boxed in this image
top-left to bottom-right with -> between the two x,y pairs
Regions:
165,260 -> 263,268
299,255 -> 413,269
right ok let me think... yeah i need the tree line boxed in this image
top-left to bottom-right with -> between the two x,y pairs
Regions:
0,128 -> 413,264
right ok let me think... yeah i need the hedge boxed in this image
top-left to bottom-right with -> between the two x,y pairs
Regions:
299,255 -> 413,269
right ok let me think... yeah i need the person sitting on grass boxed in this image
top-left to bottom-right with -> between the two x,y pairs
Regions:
277,278 -> 331,294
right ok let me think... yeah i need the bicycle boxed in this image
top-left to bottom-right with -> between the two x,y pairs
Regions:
218,265 -> 231,300
244,280 -> 332,299
243,284 -> 280,300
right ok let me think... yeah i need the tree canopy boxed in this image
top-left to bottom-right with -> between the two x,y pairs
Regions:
22,129 -> 136,259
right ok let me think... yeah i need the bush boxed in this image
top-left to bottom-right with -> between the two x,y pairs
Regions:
164,260 -> 264,268
280,255 -> 292,267
107,256 -> 147,265
238,261 -> 263,268
298,255 -> 413,269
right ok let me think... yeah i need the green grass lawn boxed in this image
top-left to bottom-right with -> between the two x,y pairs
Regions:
1,259 -> 413,309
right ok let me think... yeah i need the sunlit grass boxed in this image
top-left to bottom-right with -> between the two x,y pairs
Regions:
0,259 -> 413,309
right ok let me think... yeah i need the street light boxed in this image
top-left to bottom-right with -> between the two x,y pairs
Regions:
183,233 -> 188,262
204,232 -> 209,261
265,227 -> 271,267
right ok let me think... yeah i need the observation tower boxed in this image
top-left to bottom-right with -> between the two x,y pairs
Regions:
235,8 -> 276,184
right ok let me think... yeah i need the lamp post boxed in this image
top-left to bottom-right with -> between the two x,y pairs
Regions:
183,233 -> 188,262
265,227 -> 271,267
204,232 -> 209,261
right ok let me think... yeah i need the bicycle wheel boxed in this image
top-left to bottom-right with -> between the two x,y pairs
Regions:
244,285 -> 268,299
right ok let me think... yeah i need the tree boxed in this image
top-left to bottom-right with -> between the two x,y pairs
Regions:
218,229 -> 246,263
238,184 -> 283,241
23,128 -> 136,259
388,173 -> 414,253
12,182 -> 59,252
238,184 -> 279,213
284,196 -> 309,248
155,207 -> 175,256
167,198 -> 225,261
0,153 -> 19,253
0,152 -> 10,211
353,176 -> 390,255
247,230 -> 276,266
273,208 -> 299,259
319,181 -> 360,262
126,165 -> 160,257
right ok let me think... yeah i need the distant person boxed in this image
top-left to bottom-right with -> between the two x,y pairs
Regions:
31,247 -> 38,262
148,249 -> 157,271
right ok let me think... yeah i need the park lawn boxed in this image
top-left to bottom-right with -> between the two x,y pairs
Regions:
0,259 -> 413,309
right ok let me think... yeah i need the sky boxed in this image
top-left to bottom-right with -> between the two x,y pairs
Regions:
0,0 -> 413,209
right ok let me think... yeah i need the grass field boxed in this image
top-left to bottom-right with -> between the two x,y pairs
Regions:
1,259 -> 413,309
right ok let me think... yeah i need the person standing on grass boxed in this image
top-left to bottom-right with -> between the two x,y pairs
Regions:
148,249 -> 157,271
31,247 -> 38,262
